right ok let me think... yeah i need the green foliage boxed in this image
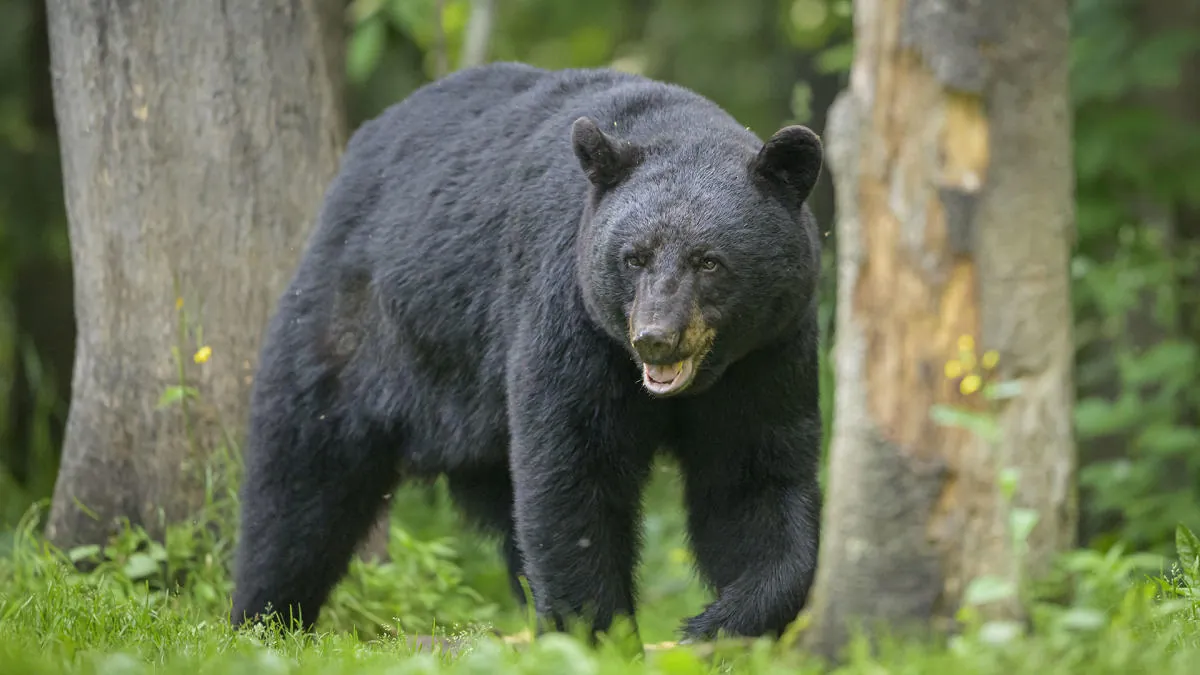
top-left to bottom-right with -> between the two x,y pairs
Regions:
3,514 -> 1200,672
0,0 -> 71,529
1070,0 -> 1200,555
1178,523 -> 1200,582
0,484 -> 494,644
0,417 -> 711,646
343,0 -> 851,136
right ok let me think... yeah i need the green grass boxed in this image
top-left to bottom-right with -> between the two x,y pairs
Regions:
2,462 -> 1199,674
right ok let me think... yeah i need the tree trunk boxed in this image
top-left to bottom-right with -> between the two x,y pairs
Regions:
804,0 -> 1076,657
44,0 -> 347,550
459,0 -> 496,69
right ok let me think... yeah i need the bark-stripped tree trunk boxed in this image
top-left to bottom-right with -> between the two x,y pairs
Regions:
44,0 -> 347,550
804,0 -> 1076,657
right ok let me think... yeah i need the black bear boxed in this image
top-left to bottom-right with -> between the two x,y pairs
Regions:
231,62 -> 824,642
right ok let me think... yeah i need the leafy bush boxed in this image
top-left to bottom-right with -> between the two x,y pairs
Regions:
1070,0 -> 1200,555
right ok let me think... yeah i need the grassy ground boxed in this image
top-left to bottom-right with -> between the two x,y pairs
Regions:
2,461 -> 1199,674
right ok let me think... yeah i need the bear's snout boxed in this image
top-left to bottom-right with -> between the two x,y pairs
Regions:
631,325 -> 680,364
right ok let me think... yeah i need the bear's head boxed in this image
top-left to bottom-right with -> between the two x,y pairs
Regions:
572,116 -> 824,398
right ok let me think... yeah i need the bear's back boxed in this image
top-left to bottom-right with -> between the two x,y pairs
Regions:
262,63 -> 780,471
311,62 -> 750,323
280,64 -> 757,470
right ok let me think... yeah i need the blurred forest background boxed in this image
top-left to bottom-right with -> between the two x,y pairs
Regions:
0,0 -> 1198,645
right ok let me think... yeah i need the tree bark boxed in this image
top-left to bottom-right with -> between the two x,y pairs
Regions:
44,0 -> 347,549
804,0 -> 1076,657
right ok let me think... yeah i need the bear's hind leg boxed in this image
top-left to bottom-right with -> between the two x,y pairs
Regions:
230,386 -> 401,631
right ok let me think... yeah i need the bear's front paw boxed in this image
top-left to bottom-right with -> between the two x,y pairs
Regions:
681,597 -> 793,643
679,605 -> 725,642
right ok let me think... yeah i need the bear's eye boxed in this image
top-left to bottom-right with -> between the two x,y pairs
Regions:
698,256 -> 721,272
624,253 -> 648,269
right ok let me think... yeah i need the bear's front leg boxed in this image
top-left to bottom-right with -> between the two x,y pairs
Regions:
676,356 -> 823,641
679,464 -> 821,640
505,323 -> 660,638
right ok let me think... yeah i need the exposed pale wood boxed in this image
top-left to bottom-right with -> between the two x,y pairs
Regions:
805,0 -> 1075,658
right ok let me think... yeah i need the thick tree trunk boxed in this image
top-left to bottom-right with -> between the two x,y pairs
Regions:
804,0 -> 1076,657
44,0 -> 347,549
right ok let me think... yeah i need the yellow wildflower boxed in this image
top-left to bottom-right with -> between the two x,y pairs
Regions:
957,334 -> 975,353
193,345 -> 212,364
982,350 -> 1000,369
960,374 -> 982,396
944,360 -> 964,379
175,297 -> 184,310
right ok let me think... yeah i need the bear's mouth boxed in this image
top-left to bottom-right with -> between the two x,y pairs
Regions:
641,358 -> 698,396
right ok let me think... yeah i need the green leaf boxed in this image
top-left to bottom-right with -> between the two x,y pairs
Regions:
790,81 -> 814,125
963,575 -> 1016,606
1129,28 -> 1200,89
1057,607 -> 1107,632
1009,508 -> 1040,545
1137,425 -> 1200,457
930,404 -> 999,442
156,386 -> 198,409
1176,523 -> 1200,585
984,380 -> 1023,401
978,620 -> 1024,645
347,17 -> 387,84
1121,552 -> 1169,573
1073,396 -> 1134,438
147,540 -> 169,563
67,544 -> 101,564
122,553 -> 160,581
998,468 -> 1021,501
815,41 -> 854,75
384,0 -> 427,34
348,0 -> 385,23
1123,341 -> 1197,387
195,583 -> 218,604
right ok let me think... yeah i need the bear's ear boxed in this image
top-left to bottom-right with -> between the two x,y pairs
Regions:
750,125 -> 823,204
571,116 -> 642,189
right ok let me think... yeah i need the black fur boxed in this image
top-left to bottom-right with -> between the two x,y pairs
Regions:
230,62 -> 824,642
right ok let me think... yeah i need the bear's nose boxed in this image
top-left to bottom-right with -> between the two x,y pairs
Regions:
632,327 -> 680,362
